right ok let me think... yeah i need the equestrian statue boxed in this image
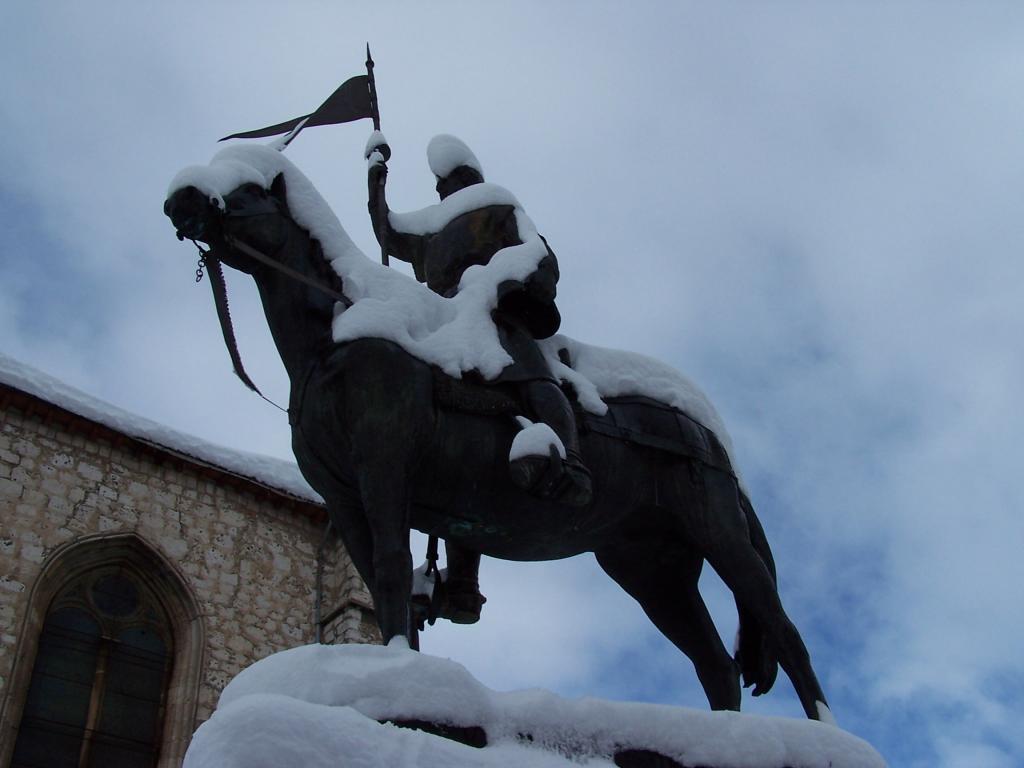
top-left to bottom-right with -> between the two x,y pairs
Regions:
163,120 -> 833,722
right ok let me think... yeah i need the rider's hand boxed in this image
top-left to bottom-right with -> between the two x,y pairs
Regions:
367,155 -> 389,180
525,256 -> 558,304
365,130 -> 391,166
164,186 -> 222,242
367,145 -> 391,165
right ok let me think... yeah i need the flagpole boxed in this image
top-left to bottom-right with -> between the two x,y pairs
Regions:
366,44 -> 389,266
217,50 -> 390,265
366,44 -> 381,132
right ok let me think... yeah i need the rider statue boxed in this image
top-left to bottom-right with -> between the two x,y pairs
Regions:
367,134 -> 593,622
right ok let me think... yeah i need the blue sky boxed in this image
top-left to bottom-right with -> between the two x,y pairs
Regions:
3,3 -> 1024,765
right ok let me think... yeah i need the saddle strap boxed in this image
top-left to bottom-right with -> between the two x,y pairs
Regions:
431,368 -> 520,415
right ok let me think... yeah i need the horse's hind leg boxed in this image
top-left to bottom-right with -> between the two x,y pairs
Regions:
696,467 -> 830,721
596,539 -> 740,711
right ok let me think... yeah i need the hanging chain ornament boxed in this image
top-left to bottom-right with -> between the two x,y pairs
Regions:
191,240 -> 209,282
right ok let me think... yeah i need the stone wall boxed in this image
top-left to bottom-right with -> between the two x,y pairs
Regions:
318,529 -> 379,646
0,389 -> 379,766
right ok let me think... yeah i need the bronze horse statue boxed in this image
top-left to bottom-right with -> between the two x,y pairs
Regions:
164,148 -> 832,722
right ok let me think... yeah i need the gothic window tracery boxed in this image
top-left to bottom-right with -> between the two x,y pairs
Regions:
12,569 -> 173,768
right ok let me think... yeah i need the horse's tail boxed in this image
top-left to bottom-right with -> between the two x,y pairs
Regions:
734,490 -> 780,696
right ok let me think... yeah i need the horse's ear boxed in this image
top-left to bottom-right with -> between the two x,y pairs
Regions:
269,172 -> 288,206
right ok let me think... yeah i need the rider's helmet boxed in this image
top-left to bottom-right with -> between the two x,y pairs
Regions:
428,134 -> 484,199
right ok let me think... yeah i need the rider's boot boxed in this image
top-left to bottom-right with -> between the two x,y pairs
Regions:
442,543 -> 486,624
508,379 -> 593,507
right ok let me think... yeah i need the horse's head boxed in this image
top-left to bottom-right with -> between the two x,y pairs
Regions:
164,173 -> 291,275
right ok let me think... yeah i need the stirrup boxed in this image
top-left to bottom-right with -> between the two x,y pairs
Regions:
509,445 -> 593,507
560,448 -> 593,507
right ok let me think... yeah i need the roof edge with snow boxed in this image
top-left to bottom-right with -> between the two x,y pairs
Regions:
0,353 -> 324,513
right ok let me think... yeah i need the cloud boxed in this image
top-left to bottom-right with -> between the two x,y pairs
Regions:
3,3 -> 1023,765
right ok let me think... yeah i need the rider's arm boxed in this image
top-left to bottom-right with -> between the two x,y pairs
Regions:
528,235 -> 560,304
367,157 -> 428,281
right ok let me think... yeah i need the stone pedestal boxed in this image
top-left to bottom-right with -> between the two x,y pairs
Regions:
184,643 -> 886,768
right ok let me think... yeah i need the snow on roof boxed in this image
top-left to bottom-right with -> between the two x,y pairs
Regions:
0,352 -> 322,505
184,643 -> 887,768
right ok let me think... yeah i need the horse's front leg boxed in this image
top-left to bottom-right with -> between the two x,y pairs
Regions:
357,463 -> 414,645
341,342 -> 432,647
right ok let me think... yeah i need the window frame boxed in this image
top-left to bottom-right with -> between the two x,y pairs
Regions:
1,533 -> 205,768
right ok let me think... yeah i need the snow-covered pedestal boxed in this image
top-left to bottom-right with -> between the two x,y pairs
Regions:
184,644 -> 885,768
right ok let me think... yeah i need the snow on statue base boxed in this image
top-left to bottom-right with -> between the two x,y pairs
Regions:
184,644 -> 885,768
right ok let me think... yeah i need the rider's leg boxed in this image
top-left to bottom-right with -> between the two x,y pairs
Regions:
443,541 -> 486,624
515,378 -> 593,506
496,312 -> 592,506
522,379 -> 587,461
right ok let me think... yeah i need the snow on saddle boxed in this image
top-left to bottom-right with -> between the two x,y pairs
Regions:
429,337 -> 741,494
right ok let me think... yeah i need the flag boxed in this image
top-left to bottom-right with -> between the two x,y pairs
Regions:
220,74 -> 373,142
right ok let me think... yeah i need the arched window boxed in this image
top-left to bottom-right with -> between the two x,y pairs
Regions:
11,569 -> 174,768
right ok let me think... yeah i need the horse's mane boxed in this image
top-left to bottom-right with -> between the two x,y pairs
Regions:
308,238 -> 347,300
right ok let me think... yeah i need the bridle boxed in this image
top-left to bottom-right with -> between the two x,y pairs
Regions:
184,231 -> 352,414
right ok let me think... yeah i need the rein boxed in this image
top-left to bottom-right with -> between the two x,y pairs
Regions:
190,239 -> 288,413
223,233 -> 352,308
188,229 -> 355,415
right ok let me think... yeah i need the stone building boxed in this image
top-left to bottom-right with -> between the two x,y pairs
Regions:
0,355 -> 380,767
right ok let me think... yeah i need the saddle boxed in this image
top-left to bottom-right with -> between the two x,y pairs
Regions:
430,368 -> 735,478
431,367 -> 521,416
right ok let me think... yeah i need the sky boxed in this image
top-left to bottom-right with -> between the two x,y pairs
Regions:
2,3 -> 1023,766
